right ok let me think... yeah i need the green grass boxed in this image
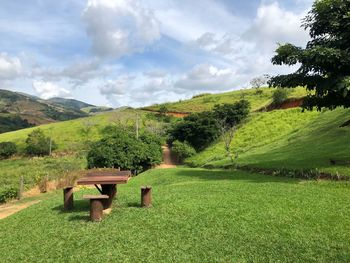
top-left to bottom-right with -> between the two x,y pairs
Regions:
0,155 -> 86,199
0,168 -> 349,262
187,108 -> 350,176
143,87 -> 307,113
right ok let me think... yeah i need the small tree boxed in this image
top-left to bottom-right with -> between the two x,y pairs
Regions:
219,122 -> 237,163
171,140 -> 196,163
272,88 -> 289,105
25,129 -> 57,156
250,75 -> 269,91
213,100 -> 250,128
0,142 -> 17,159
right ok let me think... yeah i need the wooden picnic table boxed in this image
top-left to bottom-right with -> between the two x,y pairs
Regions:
77,170 -> 131,209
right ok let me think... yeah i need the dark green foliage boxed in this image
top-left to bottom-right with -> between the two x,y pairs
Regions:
213,100 -> 250,127
0,142 -> 17,159
169,111 -> 221,151
0,186 -> 17,203
25,129 -> 57,156
272,88 -> 289,105
269,0 -> 350,110
172,140 -> 196,162
87,128 -> 162,174
169,100 -> 250,151
0,114 -> 33,133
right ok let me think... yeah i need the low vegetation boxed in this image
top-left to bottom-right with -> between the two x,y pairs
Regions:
87,126 -> 162,174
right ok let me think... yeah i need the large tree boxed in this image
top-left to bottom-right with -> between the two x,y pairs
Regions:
269,0 -> 350,110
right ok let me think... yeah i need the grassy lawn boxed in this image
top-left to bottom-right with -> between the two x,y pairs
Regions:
187,108 -> 350,176
1,168 -> 349,262
143,87 -> 307,113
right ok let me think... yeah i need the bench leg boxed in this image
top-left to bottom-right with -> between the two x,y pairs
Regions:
90,199 -> 104,222
63,187 -> 74,211
141,186 -> 152,207
101,184 -> 117,209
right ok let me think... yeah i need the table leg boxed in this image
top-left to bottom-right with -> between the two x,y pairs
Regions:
101,184 -> 117,209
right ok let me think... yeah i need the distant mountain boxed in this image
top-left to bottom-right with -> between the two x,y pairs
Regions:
47,97 -> 94,111
0,89 -> 100,133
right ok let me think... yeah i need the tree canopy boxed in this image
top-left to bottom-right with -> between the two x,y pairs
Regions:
269,0 -> 350,110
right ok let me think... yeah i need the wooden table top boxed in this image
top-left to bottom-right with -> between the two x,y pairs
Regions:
77,170 -> 131,185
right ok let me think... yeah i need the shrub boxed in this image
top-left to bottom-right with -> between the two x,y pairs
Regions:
25,129 -> 57,156
0,142 -> 17,159
213,100 -> 250,127
272,88 -> 289,105
87,129 -> 162,174
169,111 -> 221,151
172,140 -> 196,162
0,187 -> 18,203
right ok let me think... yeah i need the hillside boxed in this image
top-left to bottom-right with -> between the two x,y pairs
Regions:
0,89 -> 91,133
142,87 -> 307,113
187,107 -> 350,177
47,97 -> 94,110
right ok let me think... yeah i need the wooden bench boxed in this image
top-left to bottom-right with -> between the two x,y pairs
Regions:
83,195 -> 109,222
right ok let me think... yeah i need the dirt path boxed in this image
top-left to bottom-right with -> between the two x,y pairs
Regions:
156,145 -> 178,169
0,200 -> 41,220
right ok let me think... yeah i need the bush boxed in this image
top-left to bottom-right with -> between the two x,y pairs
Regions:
0,187 -> 17,203
272,88 -> 289,105
213,100 -> 250,127
0,142 -> 17,159
172,140 -> 196,162
169,111 -> 221,151
25,129 -> 57,156
87,128 -> 162,174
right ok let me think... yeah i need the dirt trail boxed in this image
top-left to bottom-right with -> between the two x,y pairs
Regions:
0,200 -> 41,220
156,145 -> 178,169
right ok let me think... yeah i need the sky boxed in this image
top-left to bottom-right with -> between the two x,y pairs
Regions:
0,0 -> 313,107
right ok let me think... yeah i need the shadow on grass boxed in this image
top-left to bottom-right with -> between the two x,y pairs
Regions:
52,199 -> 89,214
172,168 -> 298,184
68,214 -> 90,222
126,201 -> 141,208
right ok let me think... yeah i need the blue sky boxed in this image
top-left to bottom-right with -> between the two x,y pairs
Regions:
0,0 -> 313,107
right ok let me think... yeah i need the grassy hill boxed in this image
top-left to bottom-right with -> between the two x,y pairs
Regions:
142,87 -> 307,113
187,108 -> 350,177
1,168 -> 349,262
0,89 -> 90,133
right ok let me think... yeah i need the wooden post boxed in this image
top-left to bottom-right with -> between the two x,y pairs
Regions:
90,199 -> 104,222
141,186 -> 152,207
18,176 -> 24,200
63,187 -> 74,211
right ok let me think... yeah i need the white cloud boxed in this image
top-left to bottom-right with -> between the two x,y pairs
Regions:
99,75 -> 133,97
243,2 -> 309,50
32,58 -> 112,86
0,53 -> 22,80
32,80 -> 71,99
175,64 -> 243,92
82,0 -> 160,58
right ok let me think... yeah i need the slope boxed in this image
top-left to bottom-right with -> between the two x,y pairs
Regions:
187,107 -> 350,176
142,86 -> 307,113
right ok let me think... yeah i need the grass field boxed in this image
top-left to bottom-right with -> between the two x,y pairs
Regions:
0,109 -> 166,152
187,108 -> 350,176
0,168 -> 349,262
143,87 -> 307,113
